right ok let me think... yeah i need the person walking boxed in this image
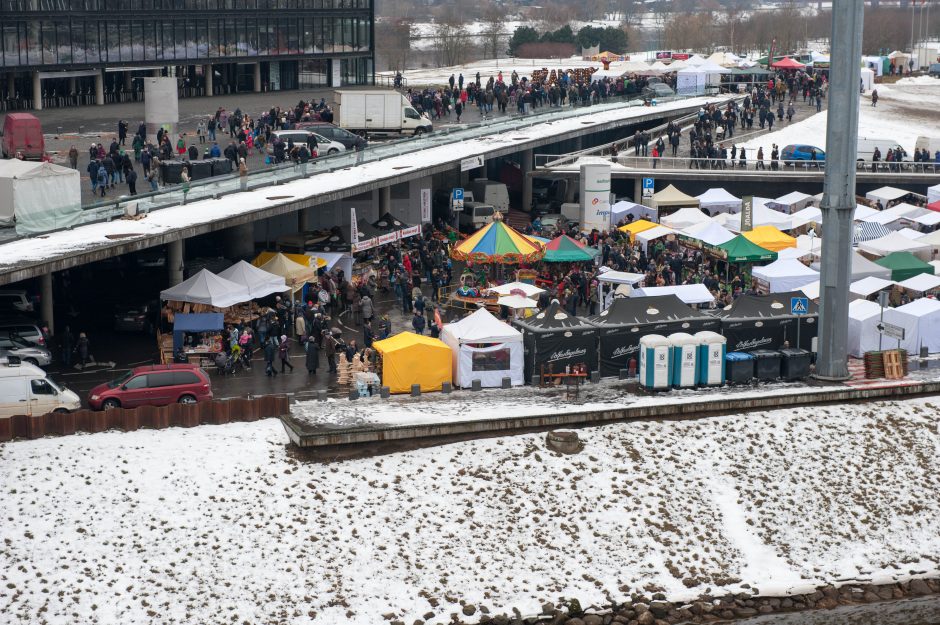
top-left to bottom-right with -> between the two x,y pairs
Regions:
263,337 -> 278,376
323,329 -> 338,373
238,157 -> 248,191
871,89 -> 878,107
96,165 -> 108,197
304,335 -> 319,374
126,168 -> 138,195
67,145 -> 78,169
75,332 -> 90,369
277,335 -> 294,373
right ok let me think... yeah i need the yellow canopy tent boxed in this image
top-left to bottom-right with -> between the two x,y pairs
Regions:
373,332 -> 453,394
252,251 -> 327,270
618,219 -> 658,240
743,225 -> 797,252
255,252 -> 318,293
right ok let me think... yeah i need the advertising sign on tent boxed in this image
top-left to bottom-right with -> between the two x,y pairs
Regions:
740,195 -> 754,232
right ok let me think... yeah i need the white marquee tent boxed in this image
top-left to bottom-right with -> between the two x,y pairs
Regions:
882,297 -> 940,353
0,160 -> 82,233
928,184 -> 940,204
160,268 -> 252,308
217,260 -> 288,298
696,188 -> 741,215
768,191 -> 814,214
865,186 -> 911,205
848,299 -> 883,357
682,221 -> 735,246
897,273 -> 940,293
440,308 -> 524,388
635,225 -> 676,253
660,207 -> 710,230
610,200 -> 656,224
850,276 -> 896,297
752,259 -> 820,293
811,251 -> 892,281
859,232 -> 932,260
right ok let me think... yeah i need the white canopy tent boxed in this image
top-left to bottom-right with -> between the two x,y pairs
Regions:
911,211 -> 940,228
631,284 -> 714,305
897,273 -> 940,293
850,276 -> 896,297
440,308 -> 524,388
789,206 -> 822,229
488,281 -> 546,297
810,251 -> 893,281
217,260 -> 288,298
610,200 -> 656,224
911,229 -> 940,257
497,295 -> 539,309
853,204 -> 879,221
862,202 -> 927,229
800,281 -> 821,300
0,160 -> 82,233
848,299 -> 883,357
768,191 -> 814,214
865,186 -> 911,205
882,298 -> 940,353
696,188 -> 741,215
635,225 -> 676,253
928,184 -> 940,204
681,221 -> 735,246
897,228 -> 926,240
660,207 -> 710,230
752,259 -> 820,293
860,67 -> 875,91
675,61 -> 730,95
160,269 -> 252,308
859,232 -> 932,260
309,251 -> 353,281
596,269 -> 645,311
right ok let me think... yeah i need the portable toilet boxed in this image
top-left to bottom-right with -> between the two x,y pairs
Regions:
669,332 -> 699,388
639,334 -> 672,390
695,331 -> 727,386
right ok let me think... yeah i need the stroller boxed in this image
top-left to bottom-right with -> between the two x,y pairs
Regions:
214,350 -> 241,376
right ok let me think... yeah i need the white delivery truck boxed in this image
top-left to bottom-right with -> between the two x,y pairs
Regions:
0,361 -> 81,417
334,90 -> 433,137
470,179 -> 510,214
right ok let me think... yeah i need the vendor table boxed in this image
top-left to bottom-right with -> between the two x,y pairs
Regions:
539,364 -> 588,400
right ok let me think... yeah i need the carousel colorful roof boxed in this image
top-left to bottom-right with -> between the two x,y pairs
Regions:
451,219 -> 545,264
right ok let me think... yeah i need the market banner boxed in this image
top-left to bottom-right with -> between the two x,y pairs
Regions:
400,225 -> 422,239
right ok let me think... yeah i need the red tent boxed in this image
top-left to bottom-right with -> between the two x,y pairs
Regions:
771,56 -> 806,70
927,200 -> 940,213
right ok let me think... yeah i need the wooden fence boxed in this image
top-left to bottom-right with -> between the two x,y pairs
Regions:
0,395 -> 290,442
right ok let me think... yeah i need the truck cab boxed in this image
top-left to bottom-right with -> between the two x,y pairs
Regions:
0,362 -> 81,417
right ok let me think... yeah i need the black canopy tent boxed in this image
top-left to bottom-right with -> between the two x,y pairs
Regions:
586,295 -> 721,377
716,291 -> 818,352
512,301 -> 598,383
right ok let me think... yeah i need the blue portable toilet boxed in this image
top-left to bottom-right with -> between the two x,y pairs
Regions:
695,331 -> 727,386
639,334 -> 672,390
668,332 -> 699,388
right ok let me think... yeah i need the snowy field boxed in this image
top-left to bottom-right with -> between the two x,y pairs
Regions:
738,82 -> 940,156
2,397 -> 939,625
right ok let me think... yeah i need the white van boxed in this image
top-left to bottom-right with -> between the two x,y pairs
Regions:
0,362 -> 81,417
857,136 -> 903,162
470,179 -> 510,214
915,136 -> 940,156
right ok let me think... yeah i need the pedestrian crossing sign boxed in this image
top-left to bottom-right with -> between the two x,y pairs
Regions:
790,296 -> 809,315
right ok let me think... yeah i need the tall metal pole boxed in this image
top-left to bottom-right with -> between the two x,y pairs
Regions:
816,1 -> 864,380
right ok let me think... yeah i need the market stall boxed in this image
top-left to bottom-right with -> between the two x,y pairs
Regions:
752,259 -> 820,294
372,332 -> 453,394
850,276 -> 897,298
853,222 -> 892,245
596,269 -> 646,311
897,273 -> 940,295
874,251 -> 935,281
586,295 -> 720,377
768,191 -> 814,214
717,235 -> 778,263
660,207 -> 710,231
810,251 -> 892,282
649,185 -> 700,214
373,211 -> 421,245
440,308 -> 524,388
742,225 -> 797,252
680,221 -> 735,246
618,218 -> 658,240
0,160 -> 82,233
512,301 -> 598,383
882,298 -> 940,354
542,235 -> 598,263
218,260 -> 288,299
169,312 -> 225,364
610,200 -> 656,225
848,299 -> 883,357
717,290 -> 818,352
256,252 -> 319,299
675,61 -> 730,96
862,203 -> 927,231
160,269 -> 251,308
861,235 -> 932,262
696,188 -> 741,215
865,186 -> 912,206
635,225 -> 677,253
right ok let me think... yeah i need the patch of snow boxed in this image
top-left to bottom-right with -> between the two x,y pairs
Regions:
895,75 -> 940,86
2,398 -> 939,624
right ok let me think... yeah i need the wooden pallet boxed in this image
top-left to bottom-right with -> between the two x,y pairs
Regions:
882,349 -> 904,380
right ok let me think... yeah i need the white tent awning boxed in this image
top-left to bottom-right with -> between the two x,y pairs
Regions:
631,284 -> 714,305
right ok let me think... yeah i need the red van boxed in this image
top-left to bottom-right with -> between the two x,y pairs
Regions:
88,364 -> 213,410
2,113 -> 45,159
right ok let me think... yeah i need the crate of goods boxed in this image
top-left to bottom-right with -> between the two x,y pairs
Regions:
724,351 -> 754,384
779,348 -> 811,381
750,349 -> 782,381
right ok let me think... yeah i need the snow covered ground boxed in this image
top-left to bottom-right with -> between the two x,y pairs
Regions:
2,397 -> 939,625
738,82 -> 940,156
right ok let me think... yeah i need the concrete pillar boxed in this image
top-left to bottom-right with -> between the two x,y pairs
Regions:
68,77 -> 77,94
204,64 -> 213,96
634,177 -> 643,204
167,239 -> 184,287
152,68 -> 162,78
253,62 -> 262,93
31,71 -> 42,111
520,149 -> 534,213
124,71 -> 132,90
6,72 -> 15,99
40,272 -> 53,337
94,70 -> 104,106
223,222 -> 255,260
573,136 -> 584,152
379,186 -> 391,221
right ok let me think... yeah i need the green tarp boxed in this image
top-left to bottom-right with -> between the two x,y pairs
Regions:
542,235 -> 598,262
716,235 -> 778,263
874,251 -> 935,281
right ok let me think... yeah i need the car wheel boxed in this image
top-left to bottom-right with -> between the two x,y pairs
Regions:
23,357 -> 39,366
53,408 -> 69,414
328,148 -> 338,155
178,394 -> 197,404
102,398 -> 121,410
414,127 -> 425,136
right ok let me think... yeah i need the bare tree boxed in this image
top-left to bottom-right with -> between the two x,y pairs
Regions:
480,3 -> 507,60
375,17 -> 413,72
434,17 -> 472,67
722,0 -> 748,54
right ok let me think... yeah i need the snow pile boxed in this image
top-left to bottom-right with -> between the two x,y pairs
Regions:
895,75 -> 940,86
2,398 -> 940,625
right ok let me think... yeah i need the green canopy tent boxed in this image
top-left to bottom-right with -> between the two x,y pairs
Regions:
542,235 -> 599,263
716,235 -> 778,263
874,251 -> 935,281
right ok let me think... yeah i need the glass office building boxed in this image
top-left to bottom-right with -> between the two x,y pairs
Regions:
0,0 -> 374,110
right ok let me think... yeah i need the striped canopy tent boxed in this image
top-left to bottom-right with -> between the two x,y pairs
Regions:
853,221 -> 891,244
451,218 -> 545,264
542,234 -> 599,262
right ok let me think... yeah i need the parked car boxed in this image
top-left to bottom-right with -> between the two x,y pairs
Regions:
113,301 -> 158,334
267,130 -> 345,156
294,121 -> 367,150
0,290 -> 33,314
643,83 -> 675,99
132,248 -> 166,269
0,362 -> 80,417
0,338 -> 52,367
88,364 -> 213,410
0,320 -> 46,347
537,213 -> 578,232
928,63 -> 940,78
781,144 -> 826,164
